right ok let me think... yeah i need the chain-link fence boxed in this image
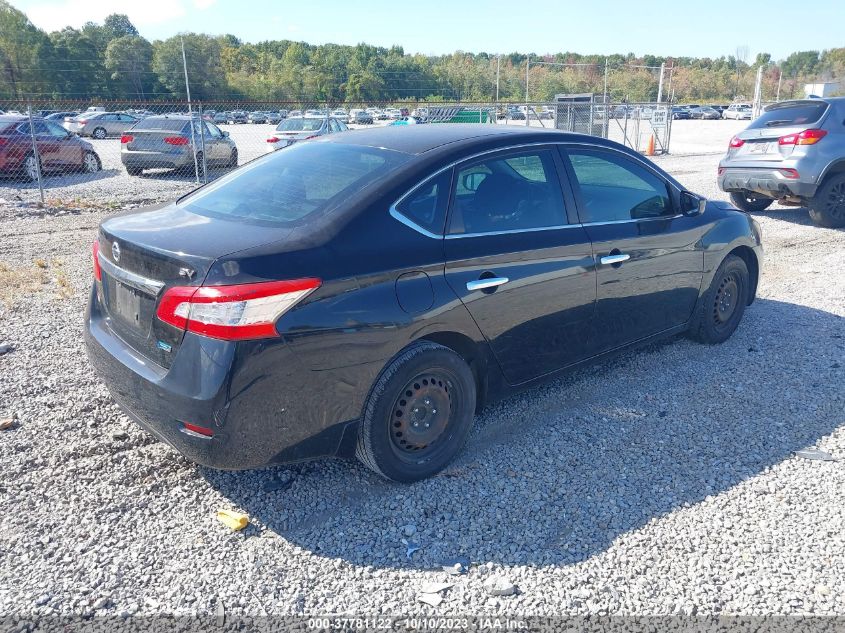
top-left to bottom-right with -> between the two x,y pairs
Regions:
0,99 -> 680,204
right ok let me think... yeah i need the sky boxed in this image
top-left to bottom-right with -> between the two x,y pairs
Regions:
11,0 -> 845,61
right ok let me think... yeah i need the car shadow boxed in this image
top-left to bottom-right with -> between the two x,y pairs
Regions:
136,167 -> 233,183
751,205 -> 823,228
3,168 -> 121,189
201,298 -> 844,569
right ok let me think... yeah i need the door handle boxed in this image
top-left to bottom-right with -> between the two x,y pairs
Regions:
466,277 -> 509,291
600,253 -> 631,265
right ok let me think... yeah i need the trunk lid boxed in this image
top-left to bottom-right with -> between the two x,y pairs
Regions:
98,202 -> 292,367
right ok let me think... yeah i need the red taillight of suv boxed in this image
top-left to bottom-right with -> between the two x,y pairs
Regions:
779,129 -> 827,146
266,137 -> 280,143
164,136 -> 189,146
156,278 -> 321,341
120,135 -> 133,144
92,240 -> 102,281
729,136 -> 745,148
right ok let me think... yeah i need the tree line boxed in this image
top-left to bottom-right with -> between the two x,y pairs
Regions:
1,2 -> 844,105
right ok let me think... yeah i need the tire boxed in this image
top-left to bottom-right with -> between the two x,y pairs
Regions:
22,153 -> 40,182
808,173 -> 845,228
125,165 -> 143,176
730,191 -> 774,213
356,341 -> 476,483
92,127 -> 107,140
82,151 -> 101,173
227,148 -> 238,168
689,254 -> 749,345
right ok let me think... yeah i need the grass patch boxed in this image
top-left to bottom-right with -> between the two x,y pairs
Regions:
0,258 -> 75,308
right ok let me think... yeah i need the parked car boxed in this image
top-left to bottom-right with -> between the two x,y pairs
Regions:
352,110 -> 374,125
671,107 -> 690,120
288,110 -> 303,118
212,112 -> 229,124
718,97 -> 845,227
265,111 -> 283,125
265,116 -> 347,151
120,115 -> 238,176
86,124 -> 763,482
389,116 -> 425,125
227,110 -> 248,124
45,111 -> 79,122
689,106 -> 722,120
64,112 -> 140,139
247,111 -> 267,124
723,104 -> 752,120
0,115 -> 101,181
711,105 -> 730,116
506,107 -> 526,120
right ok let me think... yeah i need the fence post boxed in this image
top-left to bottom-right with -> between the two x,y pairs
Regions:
26,102 -> 45,205
198,102 -> 207,184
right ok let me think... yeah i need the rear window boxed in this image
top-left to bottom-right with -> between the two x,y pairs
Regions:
131,118 -> 189,132
749,102 -> 829,129
180,142 -> 410,226
277,118 -> 323,132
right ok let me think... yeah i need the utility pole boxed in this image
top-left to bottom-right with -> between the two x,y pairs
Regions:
752,65 -> 764,118
181,36 -> 200,184
656,62 -> 665,103
495,55 -> 501,103
525,55 -> 530,127
603,58 -> 609,104
776,70 -> 782,102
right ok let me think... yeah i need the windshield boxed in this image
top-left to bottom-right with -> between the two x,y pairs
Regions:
180,142 -> 410,226
748,102 -> 829,129
276,118 -> 324,132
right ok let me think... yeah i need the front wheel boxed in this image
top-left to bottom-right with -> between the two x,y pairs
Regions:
22,153 -> 40,182
227,148 -> 238,168
730,191 -> 773,213
356,341 -> 476,483
689,254 -> 749,344
808,174 -> 845,228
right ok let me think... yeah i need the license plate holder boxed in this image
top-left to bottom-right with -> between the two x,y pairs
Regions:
113,282 -> 142,329
749,142 -> 772,154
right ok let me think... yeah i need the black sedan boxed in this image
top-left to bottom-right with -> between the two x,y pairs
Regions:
85,125 -> 763,482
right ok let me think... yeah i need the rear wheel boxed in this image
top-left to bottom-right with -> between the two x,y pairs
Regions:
689,255 -> 749,344
730,191 -> 774,213
23,153 -> 40,182
808,174 -> 845,228
92,127 -> 107,140
356,341 -> 476,482
82,151 -> 101,173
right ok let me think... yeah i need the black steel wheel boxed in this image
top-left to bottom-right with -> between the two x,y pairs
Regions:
689,254 -> 749,344
730,191 -> 774,213
809,174 -> 845,228
356,341 -> 476,482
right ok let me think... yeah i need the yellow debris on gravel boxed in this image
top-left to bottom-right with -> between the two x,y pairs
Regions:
216,509 -> 249,531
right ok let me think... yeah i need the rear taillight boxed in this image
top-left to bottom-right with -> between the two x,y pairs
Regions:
266,137 -> 279,143
156,278 -> 321,341
164,136 -> 189,145
729,136 -> 745,148
77,120 -> 88,125
92,240 -> 102,281
780,168 -> 800,179
182,422 -> 213,438
120,135 -> 133,144
779,129 -> 827,146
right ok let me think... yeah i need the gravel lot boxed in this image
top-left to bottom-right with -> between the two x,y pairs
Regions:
0,128 -> 843,622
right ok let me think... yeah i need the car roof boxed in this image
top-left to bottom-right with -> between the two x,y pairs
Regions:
322,123 -> 605,156
0,115 -> 39,123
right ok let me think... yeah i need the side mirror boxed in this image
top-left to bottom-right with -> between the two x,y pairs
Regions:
462,172 -> 485,192
680,190 -> 706,216
222,130 -> 230,137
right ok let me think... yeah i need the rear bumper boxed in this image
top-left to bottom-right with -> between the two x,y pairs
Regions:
718,167 -> 818,199
84,286 -> 351,469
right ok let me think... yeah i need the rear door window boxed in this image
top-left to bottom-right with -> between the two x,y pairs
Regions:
181,142 -> 410,226
748,102 -> 829,129
448,149 -> 567,235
